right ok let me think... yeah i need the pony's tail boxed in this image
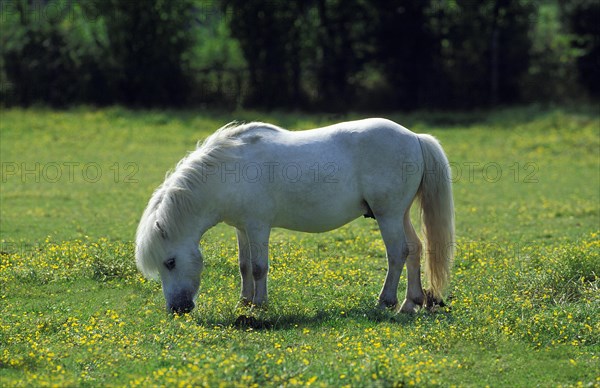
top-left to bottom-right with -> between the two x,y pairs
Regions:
416,134 -> 455,303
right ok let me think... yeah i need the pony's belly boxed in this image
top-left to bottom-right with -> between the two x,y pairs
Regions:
272,203 -> 364,233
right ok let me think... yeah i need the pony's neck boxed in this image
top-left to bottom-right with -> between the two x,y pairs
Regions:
184,206 -> 221,243
163,182 -> 220,242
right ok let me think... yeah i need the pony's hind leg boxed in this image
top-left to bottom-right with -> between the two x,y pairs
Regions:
399,210 -> 425,313
236,229 -> 254,305
376,214 -> 408,309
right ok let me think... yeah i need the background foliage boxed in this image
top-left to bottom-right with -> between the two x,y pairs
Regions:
1,0 -> 598,110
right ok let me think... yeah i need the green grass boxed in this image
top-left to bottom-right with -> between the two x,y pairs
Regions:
1,106 -> 599,386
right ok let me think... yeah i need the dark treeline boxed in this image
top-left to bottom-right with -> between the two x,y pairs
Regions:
1,0 -> 598,110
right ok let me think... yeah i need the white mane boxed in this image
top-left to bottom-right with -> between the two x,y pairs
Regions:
135,121 -> 284,278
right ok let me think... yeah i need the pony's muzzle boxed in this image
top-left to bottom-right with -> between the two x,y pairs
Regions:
168,299 -> 195,315
166,290 -> 196,314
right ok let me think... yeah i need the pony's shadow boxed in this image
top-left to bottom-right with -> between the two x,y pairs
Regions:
196,303 -> 453,331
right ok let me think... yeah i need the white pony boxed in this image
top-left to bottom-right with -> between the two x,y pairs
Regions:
135,118 -> 454,314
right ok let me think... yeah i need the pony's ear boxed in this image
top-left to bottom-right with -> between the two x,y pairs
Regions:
155,221 -> 168,239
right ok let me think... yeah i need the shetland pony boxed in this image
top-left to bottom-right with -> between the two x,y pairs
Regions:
135,119 -> 454,314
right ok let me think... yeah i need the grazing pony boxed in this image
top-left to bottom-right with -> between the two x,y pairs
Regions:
135,118 -> 454,314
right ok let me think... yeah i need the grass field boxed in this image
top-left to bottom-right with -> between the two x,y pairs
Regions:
1,106 -> 599,386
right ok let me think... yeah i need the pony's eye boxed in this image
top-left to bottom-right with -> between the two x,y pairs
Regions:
164,257 -> 176,271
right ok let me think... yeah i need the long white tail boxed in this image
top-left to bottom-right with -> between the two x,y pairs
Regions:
417,134 -> 455,302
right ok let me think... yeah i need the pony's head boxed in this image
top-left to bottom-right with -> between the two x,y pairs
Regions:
135,186 -> 204,314
135,122 -> 246,313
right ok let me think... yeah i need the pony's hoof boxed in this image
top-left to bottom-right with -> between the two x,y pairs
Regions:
424,289 -> 447,311
377,299 -> 399,311
399,299 -> 421,314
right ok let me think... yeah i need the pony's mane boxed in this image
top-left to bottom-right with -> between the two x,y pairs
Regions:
135,121 -> 284,278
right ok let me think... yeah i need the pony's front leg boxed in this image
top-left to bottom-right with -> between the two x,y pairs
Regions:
377,216 -> 408,309
241,225 -> 271,306
236,229 -> 254,305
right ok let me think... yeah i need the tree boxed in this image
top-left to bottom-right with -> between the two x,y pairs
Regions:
428,0 -> 535,108
560,0 -> 600,97
372,0 -> 437,109
224,0 -> 308,108
100,0 -> 195,106
1,0 -> 109,106
313,0 -> 373,110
